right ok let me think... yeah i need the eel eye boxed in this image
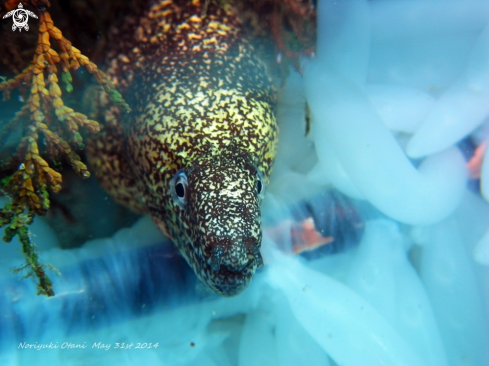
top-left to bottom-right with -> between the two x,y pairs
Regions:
170,170 -> 188,208
176,181 -> 185,198
256,168 -> 266,200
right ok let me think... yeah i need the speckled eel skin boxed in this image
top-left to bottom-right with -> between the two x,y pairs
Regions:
87,0 -> 278,296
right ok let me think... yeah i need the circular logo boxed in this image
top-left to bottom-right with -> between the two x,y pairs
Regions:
2,3 -> 38,32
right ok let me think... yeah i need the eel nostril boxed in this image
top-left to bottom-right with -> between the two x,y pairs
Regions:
249,244 -> 264,269
210,244 -> 226,272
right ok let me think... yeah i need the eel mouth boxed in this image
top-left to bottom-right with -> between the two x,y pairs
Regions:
213,260 -> 254,278
209,262 -> 256,297
187,235 -> 264,296
209,241 -> 263,273
197,244 -> 264,297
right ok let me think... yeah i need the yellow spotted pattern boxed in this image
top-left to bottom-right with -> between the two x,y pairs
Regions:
88,0 -> 278,296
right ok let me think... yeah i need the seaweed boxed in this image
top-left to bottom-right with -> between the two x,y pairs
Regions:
0,0 -> 129,296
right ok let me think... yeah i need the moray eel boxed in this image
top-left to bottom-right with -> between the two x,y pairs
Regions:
88,0 -> 278,296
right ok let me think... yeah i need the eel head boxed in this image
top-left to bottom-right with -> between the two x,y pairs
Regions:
169,154 -> 266,297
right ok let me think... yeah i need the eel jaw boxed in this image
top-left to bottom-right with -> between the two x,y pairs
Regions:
198,239 -> 264,297
210,241 -> 264,273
